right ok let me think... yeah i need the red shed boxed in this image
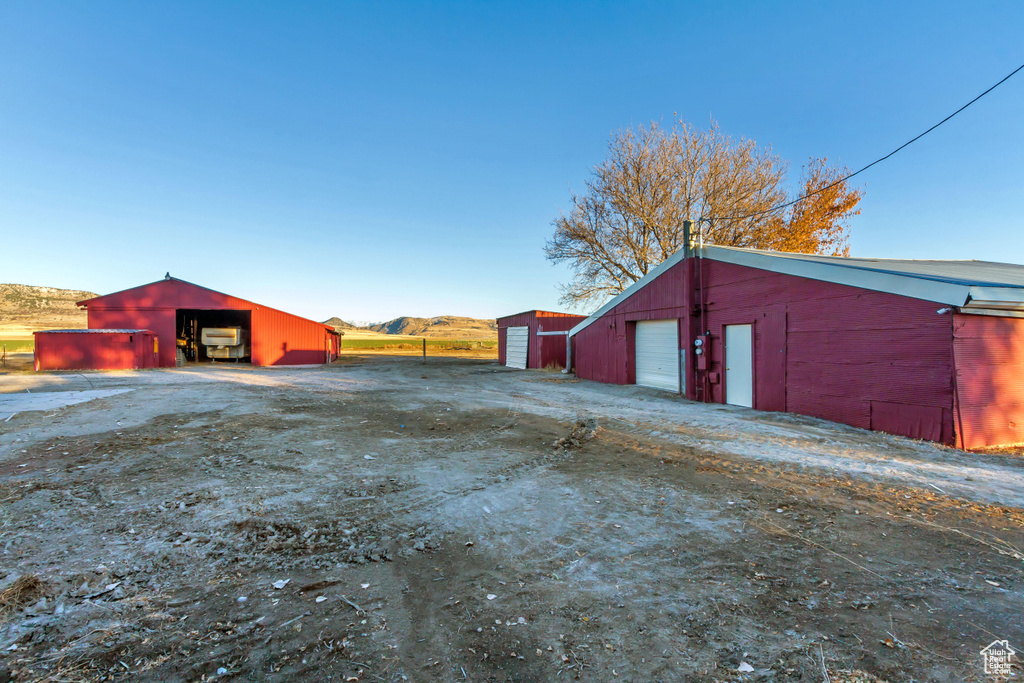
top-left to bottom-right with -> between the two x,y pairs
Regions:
496,310 -> 586,370
34,329 -> 159,371
569,244 -> 1024,450
71,275 -> 340,368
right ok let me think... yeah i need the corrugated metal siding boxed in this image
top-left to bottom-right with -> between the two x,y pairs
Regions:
953,314 -> 1024,448
870,401 -> 946,442
89,309 -> 178,367
574,261 -> 690,384
538,333 -> 563,368
34,330 -> 158,371
252,307 -> 333,366
535,312 -> 585,328
536,313 -> 584,369
83,279 -> 334,368
573,256 -> 958,444
701,260 -> 955,441
758,308 -> 787,411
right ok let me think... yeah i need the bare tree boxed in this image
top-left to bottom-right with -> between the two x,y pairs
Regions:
546,121 -> 861,308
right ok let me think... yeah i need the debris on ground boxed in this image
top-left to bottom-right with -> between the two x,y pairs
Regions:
828,669 -> 891,683
0,357 -> 1018,681
0,576 -> 47,620
552,416 -> 599,452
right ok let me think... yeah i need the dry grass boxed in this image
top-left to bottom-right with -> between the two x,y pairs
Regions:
0,350 -> 35,372
0,575 -> 47,621
973,443 -> 1024,457
336,347 -> 497,360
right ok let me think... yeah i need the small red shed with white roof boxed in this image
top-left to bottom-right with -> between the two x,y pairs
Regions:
496,310 -> 586,370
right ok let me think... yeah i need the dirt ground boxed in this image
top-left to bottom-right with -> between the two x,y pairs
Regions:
0,356 -> 1021,682
0,346 -> 499,373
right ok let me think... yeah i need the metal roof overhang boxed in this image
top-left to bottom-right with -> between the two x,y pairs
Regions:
702,246 -> 975,306
961,286 -> 1024,318
35,328 -> 151,334
568,245 -> 1024,338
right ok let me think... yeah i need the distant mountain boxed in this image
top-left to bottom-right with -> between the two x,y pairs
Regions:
322,317 -> 358,332
367,316 -> 497,339
0,284 -> 98,337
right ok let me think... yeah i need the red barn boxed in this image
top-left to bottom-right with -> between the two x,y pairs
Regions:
569,245 -> 1024,450
50,275 -> 341,369
34,329 -> 159,371
496,310 -> 586,370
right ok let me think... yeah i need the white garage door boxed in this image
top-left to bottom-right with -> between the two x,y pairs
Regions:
635,320 -> 679,392
505,326 -> 529,369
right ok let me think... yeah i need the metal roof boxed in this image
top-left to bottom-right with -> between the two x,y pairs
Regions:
35,329 -> 151,334
496,309 -> 585,322
725,247 -> 1024,289
569,245 -> 1024,338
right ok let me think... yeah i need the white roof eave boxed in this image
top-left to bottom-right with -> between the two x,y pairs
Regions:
566,245 -> 1007,338
568,249 -> 690,338
703,246 -> 973,308
966,286 -> 1024,308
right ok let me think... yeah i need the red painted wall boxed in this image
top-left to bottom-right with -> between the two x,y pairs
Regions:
535,313 -> 584,369
497,311 -> 585,369
700,260 -> 956,443
82,278 -> 337,367
573,257 -> 959,445
34,331 -> 158,371
953,314 -> 1024,449
252,306 -> 336,366
88,308 -> 177,367
573,261 -> 691,385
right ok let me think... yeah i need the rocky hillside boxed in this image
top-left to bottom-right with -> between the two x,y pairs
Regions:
367,316 -> 497,339
322,317 -> 358,332
324,315 -> 497,339
0,284 -> 97,337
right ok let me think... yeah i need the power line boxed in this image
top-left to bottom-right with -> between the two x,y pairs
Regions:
701,60 -> 1024,224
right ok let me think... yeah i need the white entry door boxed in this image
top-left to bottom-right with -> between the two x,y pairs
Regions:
725,324 -> 753,407
505,326 -> 529,369
635,320 -> 679,392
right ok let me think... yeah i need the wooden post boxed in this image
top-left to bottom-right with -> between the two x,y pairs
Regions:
422,338 -> 426,363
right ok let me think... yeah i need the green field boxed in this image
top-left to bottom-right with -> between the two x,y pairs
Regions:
340,338 -> 497,350
0,339 -> 34,352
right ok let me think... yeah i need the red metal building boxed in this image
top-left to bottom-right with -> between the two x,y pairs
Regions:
496,310 -> 586,370
569,245 -> 1024,450
58,275 -> 340,369
34,329 -> 159,371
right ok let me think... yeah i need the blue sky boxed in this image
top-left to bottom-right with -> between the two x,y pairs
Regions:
1,2 -> 1023,322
